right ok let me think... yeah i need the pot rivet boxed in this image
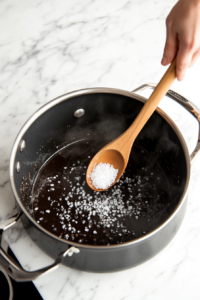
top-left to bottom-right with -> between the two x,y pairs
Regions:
67,246 -> 80,256
16,161 -> 21,173
74,109 -> 85,118
20,140 -> 26,152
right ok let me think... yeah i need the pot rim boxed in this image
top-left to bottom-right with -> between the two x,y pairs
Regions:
9,87 -> 191,250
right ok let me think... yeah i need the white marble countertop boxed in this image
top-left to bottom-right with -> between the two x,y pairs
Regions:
1,0 -> 200,299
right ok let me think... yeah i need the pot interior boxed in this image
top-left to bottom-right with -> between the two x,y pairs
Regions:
12,91 -> 187,244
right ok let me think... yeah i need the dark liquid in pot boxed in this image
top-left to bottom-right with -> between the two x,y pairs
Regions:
32,139 -> 171,245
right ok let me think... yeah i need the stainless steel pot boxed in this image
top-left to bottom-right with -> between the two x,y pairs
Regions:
0,83 -> 200,282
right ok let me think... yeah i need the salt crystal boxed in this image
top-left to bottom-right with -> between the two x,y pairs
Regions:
90,163 -> 118,190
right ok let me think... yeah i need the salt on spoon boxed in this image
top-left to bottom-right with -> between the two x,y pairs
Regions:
86,58 -> 177,191
89,163 -> 118,190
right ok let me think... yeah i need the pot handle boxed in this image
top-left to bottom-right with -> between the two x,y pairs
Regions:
0,212 -> 80,282
0,265 -> 14,300
132,83 -> 200,162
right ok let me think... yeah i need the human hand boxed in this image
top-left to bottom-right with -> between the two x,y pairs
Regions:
161,0 -> 200,81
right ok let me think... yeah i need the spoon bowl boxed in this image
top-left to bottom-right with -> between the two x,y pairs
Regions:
86,149 -> 125,191
87,58 -> 177,191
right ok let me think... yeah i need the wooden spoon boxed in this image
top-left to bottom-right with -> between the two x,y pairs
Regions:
86,58 -> 176,191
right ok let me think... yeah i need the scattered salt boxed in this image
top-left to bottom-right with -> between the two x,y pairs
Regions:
90,163 -> 118,189
33,145 -> 164,245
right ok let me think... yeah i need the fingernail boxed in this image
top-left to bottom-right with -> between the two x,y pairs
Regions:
161,57 -> 168,65
178,74 -> 185,81
177,72 -> 185,81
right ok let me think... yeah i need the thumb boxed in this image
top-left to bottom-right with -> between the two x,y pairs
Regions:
176,40 -> 193,81
162,28 -> 178,66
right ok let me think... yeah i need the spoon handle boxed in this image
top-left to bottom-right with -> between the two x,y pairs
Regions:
123,58 -> 176,146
